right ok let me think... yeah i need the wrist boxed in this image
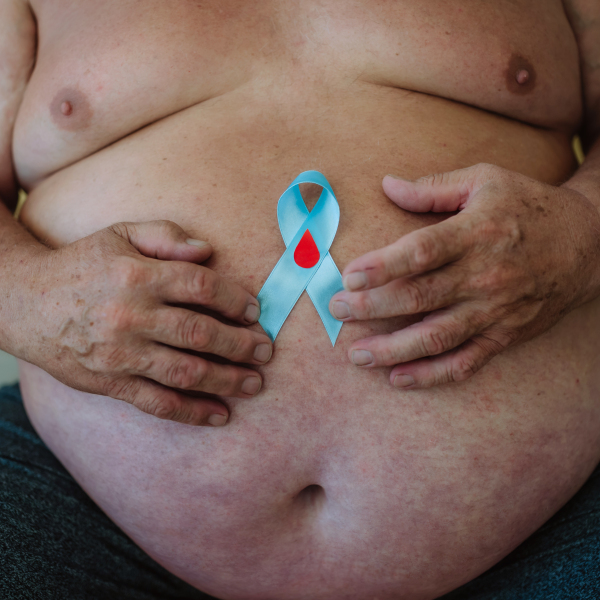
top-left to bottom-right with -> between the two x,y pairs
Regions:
0,232 -> 50,359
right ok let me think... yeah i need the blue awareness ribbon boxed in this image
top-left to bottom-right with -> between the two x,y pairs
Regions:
257,171 -> 344,345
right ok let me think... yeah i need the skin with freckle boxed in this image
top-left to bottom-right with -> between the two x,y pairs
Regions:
4,1 -> 600,599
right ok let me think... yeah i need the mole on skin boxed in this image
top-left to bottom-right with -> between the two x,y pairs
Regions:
505,54 -> 537,95
50,87 -> 93,130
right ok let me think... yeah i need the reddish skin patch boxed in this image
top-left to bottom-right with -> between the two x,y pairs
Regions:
294,230 -> 320,268
50,87 -> 93,130
505,54 -> 537,95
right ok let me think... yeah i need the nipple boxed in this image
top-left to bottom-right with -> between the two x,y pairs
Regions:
50,87 -> 93,130
60,101 -> 73,116
294,229 -> 320,269
505,54 -> 536,95
515,69 -> 530,85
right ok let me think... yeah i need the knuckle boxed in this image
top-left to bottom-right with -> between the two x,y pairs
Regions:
190,268 -> 218,304
149,395 -> 182,421
110,256 -> 148,288
228,330 -> 255,360
154,219 -> 181,237
420,327 -> 453,356
103,376 -> 139,401
410,234 -> 439,272
401,281 -> 427,313
451,355 -> 480,382
99,344 -> 132,371
473,218 -> 503,242
473,265 -> 514,295
167,357 -> 205,390
102,299 -> 136,333
352,293 -> 376,318
180,315 -> 214,349
475,163 -> 500,179
417,171 -> 451,188
107,221 -> 133,240
377,339 -> 401,366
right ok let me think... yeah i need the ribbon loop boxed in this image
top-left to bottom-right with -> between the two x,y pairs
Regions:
257,171 -> 344,345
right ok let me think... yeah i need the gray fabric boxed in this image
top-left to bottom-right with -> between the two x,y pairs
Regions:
0,384 -> 212,600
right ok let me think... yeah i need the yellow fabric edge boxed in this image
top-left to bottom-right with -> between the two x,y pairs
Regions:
13,189 -> 27,220
573,135 -> 585,166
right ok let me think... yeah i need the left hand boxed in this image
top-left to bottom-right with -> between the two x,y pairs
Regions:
329,163 -> 600,389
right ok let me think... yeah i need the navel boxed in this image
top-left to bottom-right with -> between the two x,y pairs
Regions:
50,87 -> 93,130
505,54 -> 537,95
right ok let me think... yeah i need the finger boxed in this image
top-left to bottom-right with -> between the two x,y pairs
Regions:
336,219 -> 470,293
150,307 -> 272,364
155,261 -> 261,325
331,267 -> 466,321
109,220 -> 213,263
382,163 -> 497,213
129,344 -> 263,398
346,303 -> 487,367
388,335 -> 504,389
104,376 -> 230,427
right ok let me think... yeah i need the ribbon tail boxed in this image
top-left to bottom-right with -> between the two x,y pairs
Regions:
257,253 -> 320,342
306,253 -> 344,346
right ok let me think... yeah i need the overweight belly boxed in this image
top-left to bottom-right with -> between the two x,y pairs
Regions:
18,86 -> 600,599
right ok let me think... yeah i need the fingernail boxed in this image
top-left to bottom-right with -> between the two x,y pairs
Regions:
384,174 -> 409,181
351,350 -> 374,366
344,272 -> 367,291
186,238 -> 208,248
208,413 -> 227,427
394,375 -> 415,388
244,303 -> 260,324
242,376 -> 262,395
331,301 -> 351,320
254,343 -> 272,363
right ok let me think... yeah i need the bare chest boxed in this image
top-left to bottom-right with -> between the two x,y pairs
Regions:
16,0 -> 580,186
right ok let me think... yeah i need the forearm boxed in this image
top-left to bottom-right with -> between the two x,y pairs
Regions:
0,198 -> 48,355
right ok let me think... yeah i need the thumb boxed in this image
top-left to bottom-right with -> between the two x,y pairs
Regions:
109,220 -> 213,263
382,164 -> 491,213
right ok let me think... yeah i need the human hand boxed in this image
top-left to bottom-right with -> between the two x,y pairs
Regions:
9,221 -> 272,425
329,163 -> 600,388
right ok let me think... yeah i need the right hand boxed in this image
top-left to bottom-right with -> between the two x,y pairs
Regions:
8,220 -> 272,426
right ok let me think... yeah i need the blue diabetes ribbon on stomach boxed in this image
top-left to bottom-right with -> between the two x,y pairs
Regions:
257,171 -> 344,345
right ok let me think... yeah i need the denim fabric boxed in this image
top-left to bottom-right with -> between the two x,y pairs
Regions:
437,462 -> 600,600
1,383 -> 599,600
0,384 -> 212,600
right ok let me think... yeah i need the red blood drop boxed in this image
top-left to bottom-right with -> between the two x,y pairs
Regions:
294,229 -> 320,268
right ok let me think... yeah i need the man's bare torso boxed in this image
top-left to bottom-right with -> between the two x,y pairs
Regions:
12,1 -> 600,598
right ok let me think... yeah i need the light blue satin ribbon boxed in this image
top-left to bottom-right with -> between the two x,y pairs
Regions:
257,171 -> 343,345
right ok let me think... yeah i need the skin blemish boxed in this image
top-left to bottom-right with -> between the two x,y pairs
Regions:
50,87 -> 93,130
505,54 -> 537,95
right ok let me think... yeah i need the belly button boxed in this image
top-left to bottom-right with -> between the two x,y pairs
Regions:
295,484 -> 326,509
